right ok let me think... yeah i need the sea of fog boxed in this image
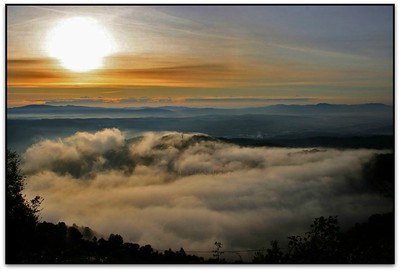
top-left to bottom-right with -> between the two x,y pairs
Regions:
20,128 -> 393,260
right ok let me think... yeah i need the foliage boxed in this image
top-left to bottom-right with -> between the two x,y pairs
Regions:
363,152 -> 394,199
7,219 -> 205,263
6,149 -> 42,263
340,213 -> 395,263
212,241 -> 224,262
252,214 -> 394,264
286,216 -> 341,263
253,240 -> 284,264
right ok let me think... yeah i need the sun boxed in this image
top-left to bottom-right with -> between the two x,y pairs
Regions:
46,17 -> 115,72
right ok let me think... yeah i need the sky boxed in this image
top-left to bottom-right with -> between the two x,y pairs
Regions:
7,5 -> 394,108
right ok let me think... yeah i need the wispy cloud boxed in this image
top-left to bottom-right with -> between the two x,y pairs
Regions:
102,63 -> 236,80
7,55 -> 247,88
7,58 -> 68,84
36,96 -> 174,106
7,53 -> 391,91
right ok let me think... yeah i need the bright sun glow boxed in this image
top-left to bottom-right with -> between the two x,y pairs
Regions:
46,17 -> 115,72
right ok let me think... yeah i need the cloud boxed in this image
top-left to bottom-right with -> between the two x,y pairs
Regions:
41,96 -> 174,106
7,58 -> 66,82
23,128 -> 126,178
94,63 -> 236,82
22,129 -> 392,257
7,70 -> 63,80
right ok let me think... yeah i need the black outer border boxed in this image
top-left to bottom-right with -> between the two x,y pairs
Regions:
392,4 -> 396,265
4,3 -> 396,264
4,4 -> 8,265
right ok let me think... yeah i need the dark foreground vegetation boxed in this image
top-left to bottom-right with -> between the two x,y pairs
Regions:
253,214 -> 393,264
6,149 -> 394,264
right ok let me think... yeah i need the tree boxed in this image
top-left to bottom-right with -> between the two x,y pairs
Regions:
363,153 -> 394,200
6,149 -> 42,263
253,240 -> 283,263
108,233 -> 124,247
212,241 -> 224,262
254,214 -> 394,264
286,216 -> 341,263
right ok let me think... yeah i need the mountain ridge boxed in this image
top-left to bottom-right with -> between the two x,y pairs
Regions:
8,102 -> 392,111
7,103 -> 393,120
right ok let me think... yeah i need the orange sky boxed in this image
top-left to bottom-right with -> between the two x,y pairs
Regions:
7,5 -> 393,107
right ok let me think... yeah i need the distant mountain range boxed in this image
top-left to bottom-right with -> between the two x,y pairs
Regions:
7,103 -> 393,119
7,103 -> 393,152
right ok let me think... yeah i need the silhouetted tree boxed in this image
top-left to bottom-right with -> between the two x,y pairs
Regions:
68,226 -> 83,244
285,216 -> 341,263
363,153 -> 394,200
253,240 -> 283,263
108,234 -> 124,247
209,241 -> 225,263
6,149 -> 42,263
33,221 -> 67,263
253,213 -> 394,264
340,213 -> 394,263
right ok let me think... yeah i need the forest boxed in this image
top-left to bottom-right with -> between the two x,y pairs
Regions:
6,149 -> 394,264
